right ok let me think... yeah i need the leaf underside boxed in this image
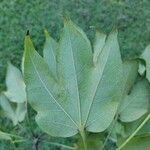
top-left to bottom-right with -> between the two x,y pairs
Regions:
140,45 -> 150,82
0,63 -> 26,125
23,20 -> 123,137
118,60 -> 150,122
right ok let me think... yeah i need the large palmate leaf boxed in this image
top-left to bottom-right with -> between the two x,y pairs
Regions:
23,20 -> 123,138
0,63 -> 26,125
118,60 -> 150,122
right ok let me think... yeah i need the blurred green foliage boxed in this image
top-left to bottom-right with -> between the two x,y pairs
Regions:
0,0 -> 150,149
1,0 -> 150,90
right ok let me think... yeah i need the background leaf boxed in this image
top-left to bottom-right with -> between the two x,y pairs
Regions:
117,60 -> 150,122
0,63 -> 26,125
138,61 -> 146,76
140,44 -> 150,82
119,79 -> 150,122
0,131 -> 12,140
120,136 -> 150,150
4,63 -> 26,103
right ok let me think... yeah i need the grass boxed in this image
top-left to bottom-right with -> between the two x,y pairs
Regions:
0,0 -> 150,149
1,0 -> 150,90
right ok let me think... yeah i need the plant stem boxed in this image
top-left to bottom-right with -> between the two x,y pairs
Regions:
117,113 -> 150,150
80,129 -> 87,150
32,138 -> 39,150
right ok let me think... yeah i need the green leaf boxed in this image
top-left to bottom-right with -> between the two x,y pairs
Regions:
24,35 -> 77,137
4,62 -> 26,103
23,20 -> 123,138
117,60 -> 150,122
0,130 -> 24,141
108,61 -> 149,147
0,131 -> 12,140
0,94 -> 15,122
43,29 -> 58,78
93,31 -> 106,65
101,61 -> 138,147
117,113 -> 150,150
83,29 -> 122,132
0,63 -> 26,125
135,119 -> 150,137
109,122 -> 126,143
140,44 -> 150,82
0,94 -> 26,125
15,102 -> 27,123
138,61 -> 146,76
122,60 -> 138,97
123,115 -> 147,138
119,79 -> 150,122
111,114 -> 150,148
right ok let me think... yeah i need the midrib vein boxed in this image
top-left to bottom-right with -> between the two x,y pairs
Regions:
29,53 -> 78,129
68,30 -> 82,127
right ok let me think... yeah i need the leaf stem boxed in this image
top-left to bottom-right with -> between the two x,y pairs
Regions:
117,113 -> 150,150
80,129 -> 87,150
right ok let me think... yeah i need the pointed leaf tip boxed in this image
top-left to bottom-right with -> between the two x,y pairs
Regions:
111,28 -> 118,35
95,29 -> 106,35
25,30 -> 32,46
44,29 -> 50,38
26,30 -> 30,35
105,28 -> 118,44
93,31 -> 106,65
63,16 -> 71,23
7,61 -> 11,67
24,34 -> 33,48
7,62 -> 13,72
63,17 -> 74,28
